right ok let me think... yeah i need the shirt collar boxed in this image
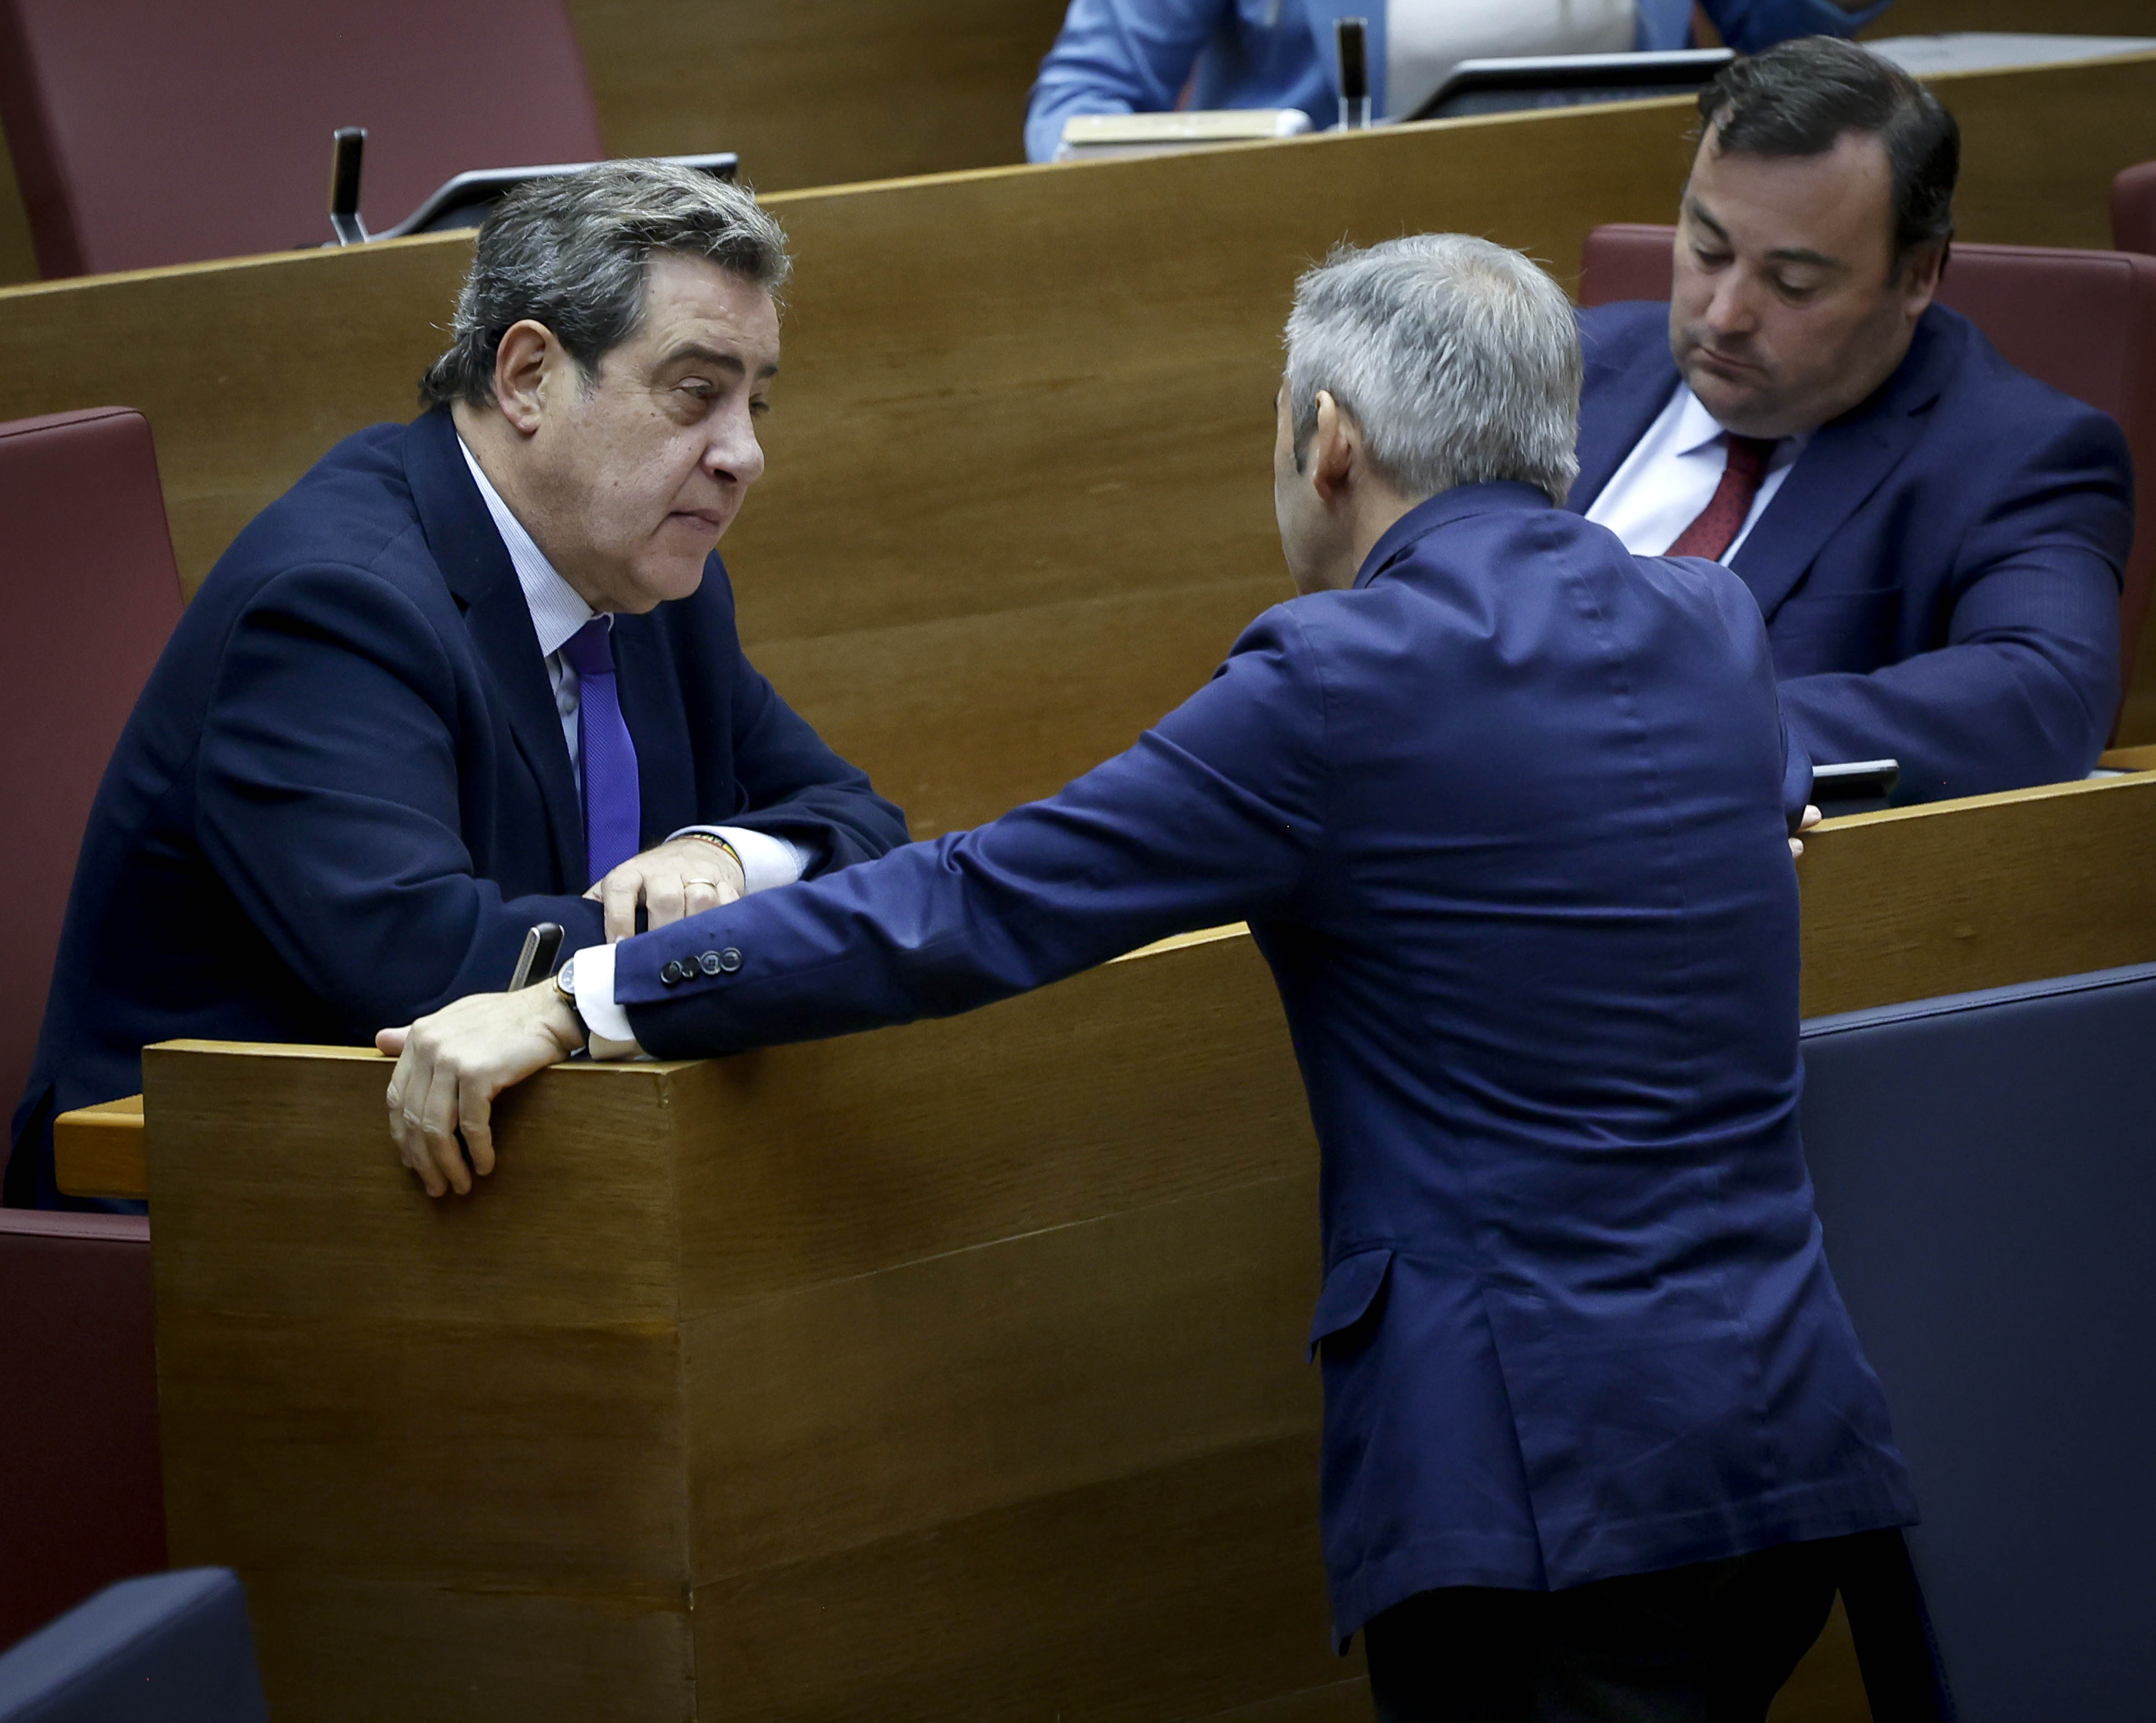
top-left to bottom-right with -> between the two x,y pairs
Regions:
1669,385 -> 1812,468
1355,480 -> 1553,589
456,434 -> 597,659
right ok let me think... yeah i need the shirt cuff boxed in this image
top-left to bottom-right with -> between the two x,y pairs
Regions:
670,825 -> 811,894
568,940 -> 642,1054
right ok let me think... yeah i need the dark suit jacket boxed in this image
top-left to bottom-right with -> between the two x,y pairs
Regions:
605,484 -> 1917,1638
1570,301 -> 2133,802
5,407 -> 905,1208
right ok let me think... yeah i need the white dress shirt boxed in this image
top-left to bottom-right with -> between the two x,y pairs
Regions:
456,439 -> 809,1046
1584,383 -> 1810,563
1386,0 -> 1637,121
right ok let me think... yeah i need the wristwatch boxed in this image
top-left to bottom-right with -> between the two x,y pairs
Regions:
552,954 -> 589,1038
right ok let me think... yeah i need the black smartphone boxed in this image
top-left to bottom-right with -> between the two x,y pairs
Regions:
508,923 -> 565,990
1812,759 -> 1900,812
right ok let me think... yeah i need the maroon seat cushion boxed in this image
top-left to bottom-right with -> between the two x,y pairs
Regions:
0,1212 -> 162,1653
0,408 -> 182,1131
1577,225 -> 2156,708
0,0 -> 603,277
2114,160 -> 2156,258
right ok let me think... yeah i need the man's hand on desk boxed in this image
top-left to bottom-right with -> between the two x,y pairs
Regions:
1791,804 -> 1822,860
377,990 -> 587,1198
587,835 -> 746,942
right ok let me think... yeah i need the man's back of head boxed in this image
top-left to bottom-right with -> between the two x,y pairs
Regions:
1274,234 -> 1582,593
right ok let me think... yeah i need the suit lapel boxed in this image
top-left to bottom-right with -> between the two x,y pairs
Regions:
401,409 -> 587,886
1729,309 -> 1961,622
1569,347 -> 1680,513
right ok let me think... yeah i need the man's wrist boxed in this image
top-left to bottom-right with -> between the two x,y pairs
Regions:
551,956 -> 592,1049
562,941 -> 643,1056
680,829 -> 745,879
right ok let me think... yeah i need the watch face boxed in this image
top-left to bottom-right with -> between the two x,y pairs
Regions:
556,955 -> 577,991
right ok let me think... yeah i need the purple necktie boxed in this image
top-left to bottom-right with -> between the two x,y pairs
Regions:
559,618 -> 641,885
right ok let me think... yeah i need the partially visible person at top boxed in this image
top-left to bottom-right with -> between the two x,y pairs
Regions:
1023,0 -> 1895,164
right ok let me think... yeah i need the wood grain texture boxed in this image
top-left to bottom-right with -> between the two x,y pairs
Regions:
566,0 -> 1068,191
52,1092 -> 146,1199
141,770 -> 2152,1719
3,58 -> 2151,834
1798,772 -> 2156,1018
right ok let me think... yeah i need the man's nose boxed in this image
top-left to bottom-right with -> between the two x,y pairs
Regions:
703,406 -> 766,487
1703,272 -> 1759,336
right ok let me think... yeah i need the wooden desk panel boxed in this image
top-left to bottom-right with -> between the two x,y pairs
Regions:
142,770 -> 2154,1719
52,1092 -> 146,1199
1799,772 -> 2156,1017
567,0 -> 1067,192
3,59 -> 2152,834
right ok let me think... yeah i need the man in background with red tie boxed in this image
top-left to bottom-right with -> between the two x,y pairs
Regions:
4,161 -> 905,1209
1571,37 -> 2132,802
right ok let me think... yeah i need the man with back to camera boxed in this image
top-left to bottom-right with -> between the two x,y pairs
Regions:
1573,35 -> 2134,803
380,235 -> 1916,1719
2,161 -> 907,1209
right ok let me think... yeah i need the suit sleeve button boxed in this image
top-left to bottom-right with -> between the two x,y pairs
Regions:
660,959 -> 685,985
698,951 -> 723,976
718,948 -> 743,973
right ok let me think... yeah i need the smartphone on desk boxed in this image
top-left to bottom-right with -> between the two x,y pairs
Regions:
1812,759 -> 1899,815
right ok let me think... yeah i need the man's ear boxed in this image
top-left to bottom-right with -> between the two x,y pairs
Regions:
492,319 -> 556,436
1310,390 -> 1357,499
1899,239 -> 1948,320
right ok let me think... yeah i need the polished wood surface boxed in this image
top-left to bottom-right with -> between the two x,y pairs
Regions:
144,768 -> 2151,1718
52,1092 -> 147,1201
2098,742 -> 2156,770
567,0 -> 1067,192
0,57 -> 2146,847
143,934 -> 1347,1720
1799,771 -> 2156,1017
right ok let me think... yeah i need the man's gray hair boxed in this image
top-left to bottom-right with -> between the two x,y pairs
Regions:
421,160 -> 791,408
1284,234 -> 1581,506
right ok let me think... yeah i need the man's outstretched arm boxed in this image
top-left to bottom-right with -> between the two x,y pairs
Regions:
379,603 -> 1334,1193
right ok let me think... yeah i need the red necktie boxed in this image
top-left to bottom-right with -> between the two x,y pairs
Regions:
1665,434 -> 1779,561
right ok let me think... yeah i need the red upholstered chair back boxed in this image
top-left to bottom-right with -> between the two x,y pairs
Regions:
2114,160 -> 2156,258
0,0 -> 602,277
0,409 -> 182,1126
1577,224 -> 2156,712
0,1211 -> 162,1653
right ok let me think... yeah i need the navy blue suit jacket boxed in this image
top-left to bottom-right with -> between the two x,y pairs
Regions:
1570,301 -> 2132,802
606,485 -> 1916,1634
5,408 -> 905,1208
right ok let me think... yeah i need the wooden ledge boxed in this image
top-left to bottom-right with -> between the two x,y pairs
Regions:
53,1093 -> 145,1200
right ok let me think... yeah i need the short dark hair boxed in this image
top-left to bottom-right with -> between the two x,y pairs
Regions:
1698,36 -> 1960,264
420,160 -> 790,408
